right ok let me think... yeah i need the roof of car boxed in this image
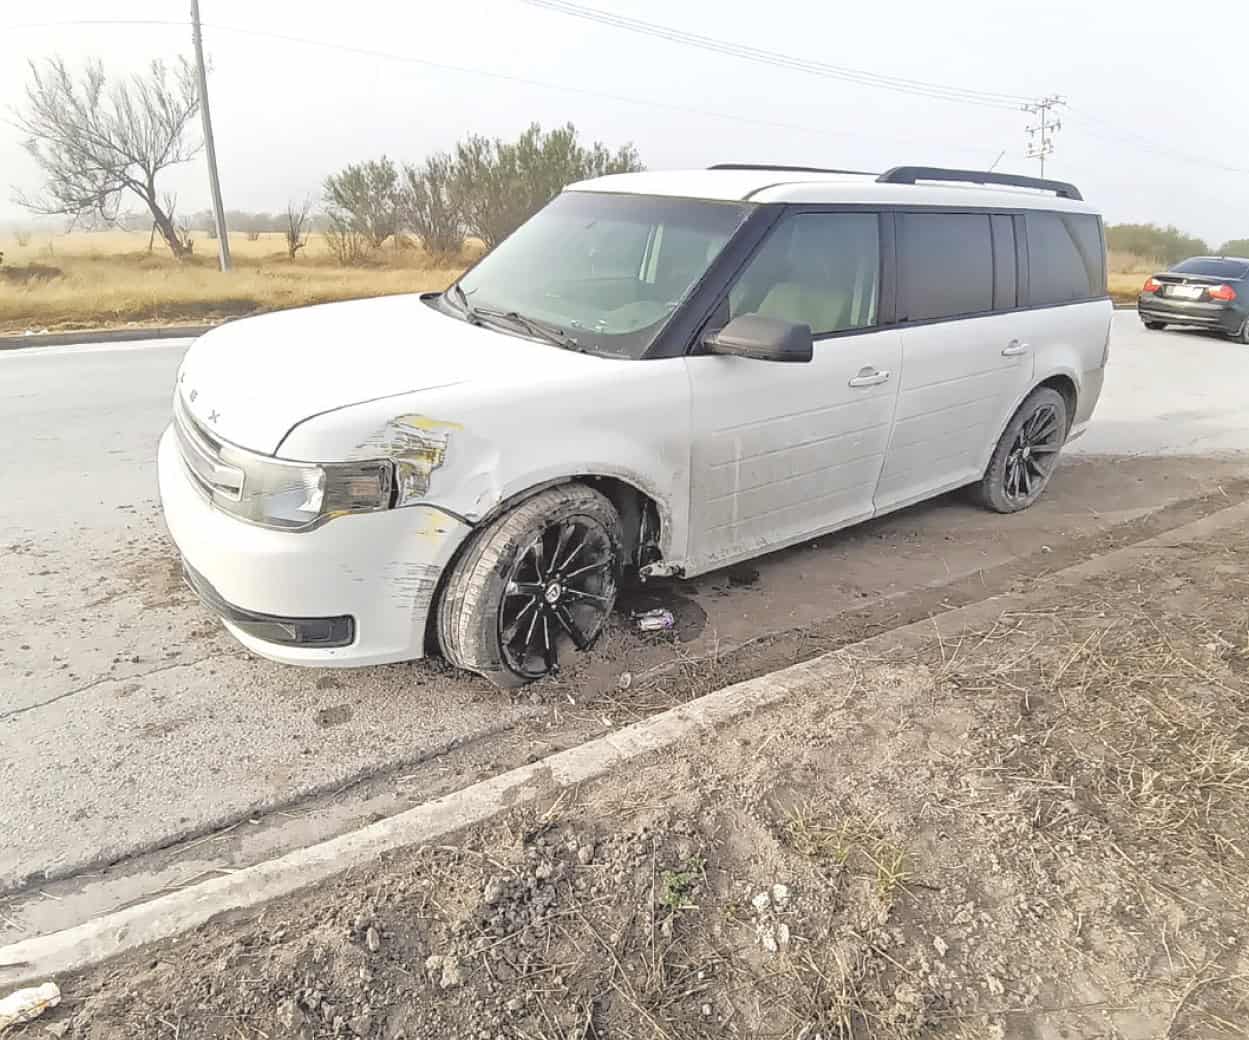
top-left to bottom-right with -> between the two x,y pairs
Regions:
567,168 -> 1099,214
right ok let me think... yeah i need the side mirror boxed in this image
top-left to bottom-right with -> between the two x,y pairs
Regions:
703,314 -> 813,363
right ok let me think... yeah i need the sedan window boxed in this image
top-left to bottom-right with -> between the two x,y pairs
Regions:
1172,257 -> 1249,279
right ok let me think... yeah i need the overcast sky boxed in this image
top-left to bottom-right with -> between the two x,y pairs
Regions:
3,0 -> 1247,245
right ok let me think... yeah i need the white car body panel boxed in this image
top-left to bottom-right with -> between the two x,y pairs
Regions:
683,329 -> 901,575
159,168 -> 1112,669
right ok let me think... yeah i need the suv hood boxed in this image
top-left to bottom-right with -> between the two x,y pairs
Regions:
176,294 -> 591,453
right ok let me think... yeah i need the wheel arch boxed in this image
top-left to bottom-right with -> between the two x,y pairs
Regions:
1036,372 -> 1078,431
421,472 -> 668,654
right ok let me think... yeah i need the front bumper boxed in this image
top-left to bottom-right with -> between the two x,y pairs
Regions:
1138,295 -> 1245,332
157,426 -> 473,666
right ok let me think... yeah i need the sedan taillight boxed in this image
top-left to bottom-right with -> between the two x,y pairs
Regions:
1142,276 -> 1162,293
1208,284 -> 1237,302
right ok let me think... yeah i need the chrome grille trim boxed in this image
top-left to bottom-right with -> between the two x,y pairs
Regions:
173,394 -> 245,501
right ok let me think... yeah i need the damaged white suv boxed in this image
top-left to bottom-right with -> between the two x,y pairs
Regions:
160,164 -> 1112,686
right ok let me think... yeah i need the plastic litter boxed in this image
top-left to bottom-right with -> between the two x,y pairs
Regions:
0,981 -> 61,1031
632,608 -> 675,632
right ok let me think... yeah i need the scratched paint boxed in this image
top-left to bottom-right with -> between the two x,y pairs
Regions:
351,414 -> 462,503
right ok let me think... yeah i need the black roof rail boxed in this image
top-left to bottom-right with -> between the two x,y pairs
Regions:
709,163 -> 877,176
876,166 -> 1083,201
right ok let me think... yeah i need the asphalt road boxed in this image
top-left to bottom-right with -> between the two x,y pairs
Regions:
2,313 -> 1247,899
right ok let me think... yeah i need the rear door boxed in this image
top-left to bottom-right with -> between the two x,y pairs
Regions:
684,211 -> 902,574
874,211 -> 1034,512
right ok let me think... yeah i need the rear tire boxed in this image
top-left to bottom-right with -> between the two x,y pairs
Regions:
1232,317 -> 1249,344
1144,320 -> 1166,330
974,387 -> 1069,514
437,484 -> 623,688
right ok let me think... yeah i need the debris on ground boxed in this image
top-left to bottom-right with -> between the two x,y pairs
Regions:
24,525 -> 1249,1038
0,982 -> 60,1031
631,607 -> 675,632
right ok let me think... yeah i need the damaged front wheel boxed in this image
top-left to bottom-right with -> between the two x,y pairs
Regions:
437,484 -> 624,688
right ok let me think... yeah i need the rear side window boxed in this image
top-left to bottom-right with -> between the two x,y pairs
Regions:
729,212 -> 879,335
897,213 -> 993,322
1027,212 -> 1105,305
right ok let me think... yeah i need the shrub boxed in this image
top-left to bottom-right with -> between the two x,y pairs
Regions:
1217,238 -> 1249,257
400,154 -> 463,260
322,157 -> 402,250
449,122 -> 643,248
1105,223 -> 1209,266
324,217 -> 372,266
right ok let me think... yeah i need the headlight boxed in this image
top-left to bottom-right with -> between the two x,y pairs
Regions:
173,395 -> 394,531
225,449 -> 393,531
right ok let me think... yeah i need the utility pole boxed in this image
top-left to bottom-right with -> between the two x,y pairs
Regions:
191,0 -> 231,271
1022,95 -> 1064,178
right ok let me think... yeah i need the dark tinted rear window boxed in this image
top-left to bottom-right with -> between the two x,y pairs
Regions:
1027,212 -> 1105,305
897,213 -> 993,321
1172,258 -> 1249,279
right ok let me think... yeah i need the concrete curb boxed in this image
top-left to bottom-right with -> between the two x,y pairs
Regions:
0,325 -> 216,350
3,495 -> 1248,989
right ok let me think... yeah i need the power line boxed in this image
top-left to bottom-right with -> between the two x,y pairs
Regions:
1063,106 -> 1249,176
0,17 -> 1006,161
520,0 -> 1033,110
14,14 -> 1246,178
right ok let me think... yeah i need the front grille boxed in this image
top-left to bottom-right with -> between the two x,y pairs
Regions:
173,394 -> 244,501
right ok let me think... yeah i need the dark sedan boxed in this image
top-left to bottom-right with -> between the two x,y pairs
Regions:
1138,256 -> 1249,343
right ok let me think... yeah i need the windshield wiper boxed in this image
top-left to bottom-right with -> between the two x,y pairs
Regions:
447,283 -> 478,322
474,307 -> 583,351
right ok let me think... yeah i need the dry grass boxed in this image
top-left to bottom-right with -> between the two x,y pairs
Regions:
2,228 -> 1162,330
0,229 -> 474,334
1108,249 -> 1160,302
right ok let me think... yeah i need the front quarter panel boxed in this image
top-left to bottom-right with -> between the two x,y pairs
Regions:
279,354 -> 694,563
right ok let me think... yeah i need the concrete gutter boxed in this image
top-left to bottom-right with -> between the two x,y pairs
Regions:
0,325 -> 216,350
4,496 -> 1247,990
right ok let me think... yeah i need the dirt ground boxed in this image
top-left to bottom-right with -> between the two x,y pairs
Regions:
12,520 -> 1249,1039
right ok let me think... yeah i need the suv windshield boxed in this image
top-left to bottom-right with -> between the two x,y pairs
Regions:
449,192 -> 752,358
1172,257 -> 1249,279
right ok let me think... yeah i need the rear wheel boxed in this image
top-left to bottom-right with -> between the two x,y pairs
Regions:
1232,317 -> 1249,344
437,484 -> 623,688
1144,320 -> 1166,330
974,387 -> 1068,514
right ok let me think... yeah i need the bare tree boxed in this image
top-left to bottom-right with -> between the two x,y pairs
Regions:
12,57 -> 202,260
285,198 -> 312,260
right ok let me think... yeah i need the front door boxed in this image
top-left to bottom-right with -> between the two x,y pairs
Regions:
684,211 -> 902,575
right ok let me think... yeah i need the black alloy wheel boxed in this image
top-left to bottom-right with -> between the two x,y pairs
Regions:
498,516 -> 616,680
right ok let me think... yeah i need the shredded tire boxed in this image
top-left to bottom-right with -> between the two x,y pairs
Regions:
437,484 -> 624,688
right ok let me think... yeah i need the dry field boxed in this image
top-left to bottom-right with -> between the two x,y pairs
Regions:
40,522 -> 1249,1039
2,231 -> 1156,336
0,230 -> 474,335
1107,248 -> 1158,302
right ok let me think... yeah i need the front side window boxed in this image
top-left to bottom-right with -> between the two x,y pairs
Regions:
897,213 -> 994,322
452,192 -> 751,358
728,213 -> 880,335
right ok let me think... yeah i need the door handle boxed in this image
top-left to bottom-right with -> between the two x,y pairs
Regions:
1002,339 -> 1030,356
848,367 -> 890,388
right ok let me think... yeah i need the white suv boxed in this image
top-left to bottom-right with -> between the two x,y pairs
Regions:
159,164 -> 1112,686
